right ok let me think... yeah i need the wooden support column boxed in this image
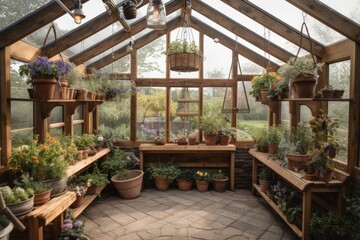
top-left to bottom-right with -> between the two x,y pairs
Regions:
83,103 -> 90,134
0,47 -> 11,165
34,102 -> 49,142
130,49 -> 137,142
166,32 -> 171,142
231,52 -> 237,128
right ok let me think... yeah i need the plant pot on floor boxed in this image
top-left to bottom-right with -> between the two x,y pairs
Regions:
290,76 -> 316,98
286,154 -> 310,172
259,179 -> 271,193
111,170 -> 144,199
213,177 -> 229,192
195,180 -> 209,192
176,179 -> 192,191
154,176 -> 169,191
204,133 -> 217,145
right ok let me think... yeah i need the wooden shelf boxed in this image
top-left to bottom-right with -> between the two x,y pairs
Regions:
73,184 -> 107,218
253,184 -> 303,238
66,148 -> 110,177
8,98 -> 104,103
177,99 -> 199,103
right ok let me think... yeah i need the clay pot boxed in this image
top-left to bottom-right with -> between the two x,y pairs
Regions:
196,180 -> 209,192
204,133 -> 217,145
34,188 -> 52,207
321,89 -> 335,98
111,170 -> 144,199
67,88 -> 75,99
86,185 -> 98,195
32,77 -> 57,100
176,179 -> 192,191
213,177 -> 229,192
286,153 -> 310,172
154,176 -> 169,191
333,89 -> 344,98
188,138 -> 196,145
219,135 -> 230,146
268,144 -> 278,154
318,169 -> 334,182
260,89 -> 269,101
71,195 -> 83,208
76,89 -> 88,100
290,76 -> 316,98
259,179 -> 271,193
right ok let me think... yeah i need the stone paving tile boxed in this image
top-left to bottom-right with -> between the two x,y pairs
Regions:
83,189 -> 298,239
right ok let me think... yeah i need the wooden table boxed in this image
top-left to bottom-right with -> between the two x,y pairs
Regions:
139,144 -> 236,191
250,149 -> 349,240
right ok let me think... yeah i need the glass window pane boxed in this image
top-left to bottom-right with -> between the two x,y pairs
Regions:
74,124 -> 83,136
11,102 -> 33,147
50,106 -> 63,124
137,87 -> 166,141
170,87 -> 199,141
102,55 -> 130,73
137,36 -> 166,78
300,105 -> 312,123
50,128 -> 63,136
204,35 -> 231,79
329,102 -> 348,164
99,99 -> 130,140
329,60 -> 350,98
281,101 -> 290,126
73,105 -> 83,120
11,59 -> 29,98
319,0 -> 360,26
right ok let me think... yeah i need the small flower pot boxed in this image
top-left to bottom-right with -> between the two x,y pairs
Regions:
44,176 -> 68,197
259,179 -> 271,193
177,140 -> 188,145
286,153 -> 310,172
204,133 -> 217,145
321,89 -> 335,98
32,77 -> 57,100
260,89 -> 269,101
176,179 -> 192,191
333,89 -> 344,98
213,177 -> 228,192
268,144 -> 278,154
219,135 -> 230,146
154,176 -> 170,191
196,180 -> 209,192
318,169 -> 334,182
71,195 -> 83,208
188,138 -> 196,145
86,185 -> 98,195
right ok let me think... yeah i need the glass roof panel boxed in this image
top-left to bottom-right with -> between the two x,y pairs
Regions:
319,0 -> 360,25
0,0 -> 52,31
247,0 -> 345,45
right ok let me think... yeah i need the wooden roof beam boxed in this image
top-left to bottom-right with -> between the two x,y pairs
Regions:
191,17 -> 279,70
87,17 -> 181,70
192,1 -> 294,63
44,0 -> 149,57
70,0 -> 182,65
221,0 -> 324,57
286,0 -> 360,43
0,0 -> 90,49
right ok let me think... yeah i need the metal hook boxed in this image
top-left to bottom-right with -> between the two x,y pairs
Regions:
302,12 -> 307,23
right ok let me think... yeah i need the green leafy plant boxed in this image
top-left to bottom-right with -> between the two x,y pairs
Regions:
249,71 -> 283,99
288,124 -> 312,155
286,206 -> 302,224
251,128 -> 268,149
146,162 -> 181,183
74,134 -> 95,148
101,148 -> 139,177
201,115 -> 221,134
78,167 -> 109,187
22,174 -> 51,194
267,126 -> 282,145
258,167 -> 273,181
0,186 -> 34,204
165,40 -> 202,56
177,170 -> 194,181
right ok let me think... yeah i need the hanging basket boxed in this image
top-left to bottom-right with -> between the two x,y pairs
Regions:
168,52 -> 201,72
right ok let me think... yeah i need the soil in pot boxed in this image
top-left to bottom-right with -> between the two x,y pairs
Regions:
176,179 -> 192,191
154,176 -> 169,191
111,170 -> 144,199
213,177 -> 229,192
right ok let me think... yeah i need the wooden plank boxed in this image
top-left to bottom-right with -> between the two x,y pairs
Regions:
70,0 -> 182,65
253,184 -> 303,238
73,184 -> 106,218
322,39 -> 353,63
0,47 -> 11,166
192,0 -> 294,63
87,17 -> 181,70
352,167 -> 360,184
139,143 -> 236,151
221,0 -> 324,57
66,148 -> 110,177
0,0 -> 90,49
286,0 -> 360,43
302,190 -> 311,240
191,16 -> 279,71
177,99 -> 199,103
9,41 -> 40,62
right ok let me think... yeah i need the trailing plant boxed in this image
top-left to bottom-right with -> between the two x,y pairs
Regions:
146,162 -> 181,183
250,71 -> 283,99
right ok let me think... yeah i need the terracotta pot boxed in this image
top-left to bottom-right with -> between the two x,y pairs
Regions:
290,76 -> 316,98
260,89 -> 269,101
7,196 -> 34,216
219,135 -> 230,146
44,176 -> 68,197
259,145 -> 268,153
213,177 -> 229,192
34,188 -> 52,207
321,89 -> 335,98
32,77 -> 57,100
61,80 -> 68,99
53,79 -> 68,99
177,140 -> 188,145
267,192 -> 275,202
77,149 -> 84,160
176,179 -> 192,191
259,179 -> 271,193
196,180 -> 209,192
304,173 -> 317,181
70,195 -> 83,208
111,170 -> 144,199
188,138 -> 196,145
154,176 -> 169,191
78,147 -> 90,159
268,144 -> 278,154
76,89 -> 88,100
67,88 -> 75,99
333,89 -> 344,98
204,133 -> 217,145
286,153 -> 310,172
86,185 -> 98,195
318,169 -> 334,182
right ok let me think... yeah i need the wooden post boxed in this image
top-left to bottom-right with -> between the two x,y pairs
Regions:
231,51 -> 237,129
0,47 -> 11,165
130,49 -> 137,142
252,157 -> 258,195
302,190 -> 312,240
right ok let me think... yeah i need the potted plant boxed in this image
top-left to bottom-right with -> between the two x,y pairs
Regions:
78,167 -> 109,195
0,186 -> 34,216
146,162 -> 181,191
176,134 -> 188,145
165,40 -> 203,72
267,126 -> 282,154
154,135 -> 166,145
10,136 -> 68,196
22,174 -> 52,207
59,211 -> 89,240
277,56 -> 324,98
250,71 -> 283,101
70,185 -> 87,208
176,170 -> 194,191
258,167 -> 273,193
74,134 -> 95,159
19,56 -> 72,100
194,170 -> 212,192
266,185 -> 276,202
308,110 -> 344,181
188,130 -> 198,145
251,128 -> 269,153
285,124 -> 312,172
212,170 -> 229,192
201,115 -> 221,145
286,206 -> 302,229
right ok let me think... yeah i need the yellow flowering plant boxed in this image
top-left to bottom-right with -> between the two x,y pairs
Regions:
194,170 -> 212,181
10,136 -> 68,181
250,71 -> 283,99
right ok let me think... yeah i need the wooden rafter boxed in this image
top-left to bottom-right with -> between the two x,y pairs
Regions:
0,0 -> 90,49
192,1 -> 294,63
286,0 -> 360,43
87,17 -> 181,70
70,0 -> 182,65
44,0 -> 149,57
221,0 -> 324,57
191,16 -> 279,70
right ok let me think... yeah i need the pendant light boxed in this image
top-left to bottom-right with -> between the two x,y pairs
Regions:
147,0 -> 166,30
73,0 -> 85,24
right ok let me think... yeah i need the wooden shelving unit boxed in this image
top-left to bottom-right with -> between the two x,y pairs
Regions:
250,149 -> 350,240
73,184 -> 107,218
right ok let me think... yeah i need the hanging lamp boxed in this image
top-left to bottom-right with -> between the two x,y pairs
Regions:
147,0 -> 166,30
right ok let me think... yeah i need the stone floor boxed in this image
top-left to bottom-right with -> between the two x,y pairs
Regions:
79,189 -> 298,240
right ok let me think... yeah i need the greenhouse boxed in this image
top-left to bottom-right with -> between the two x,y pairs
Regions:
0,0 -> 360,239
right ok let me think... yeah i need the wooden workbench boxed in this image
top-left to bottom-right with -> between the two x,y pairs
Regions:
139,143 -> 236,191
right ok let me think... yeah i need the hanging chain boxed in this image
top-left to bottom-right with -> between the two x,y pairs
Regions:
294,12 -> 316,63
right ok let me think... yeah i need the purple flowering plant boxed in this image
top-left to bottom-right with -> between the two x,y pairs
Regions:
19,56 -> 72,85
59,216 -> 85,239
